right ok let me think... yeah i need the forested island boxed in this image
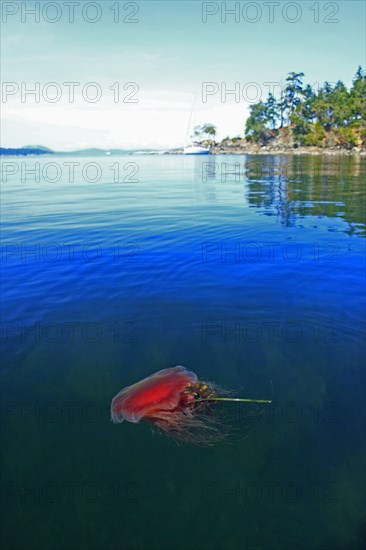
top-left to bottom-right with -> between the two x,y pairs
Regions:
204,67 -> 366,155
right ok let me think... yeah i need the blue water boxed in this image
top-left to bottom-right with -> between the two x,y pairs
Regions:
1,154 -> 365,549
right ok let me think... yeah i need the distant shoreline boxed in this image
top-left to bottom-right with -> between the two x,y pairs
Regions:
1,144 -> 364,157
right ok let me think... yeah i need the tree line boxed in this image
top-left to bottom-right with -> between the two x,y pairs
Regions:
245,67 -> 366,148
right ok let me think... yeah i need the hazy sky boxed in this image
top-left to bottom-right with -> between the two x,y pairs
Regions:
1,0 -> 365,149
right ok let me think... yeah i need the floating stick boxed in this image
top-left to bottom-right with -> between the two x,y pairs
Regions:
194,397 -> 272,404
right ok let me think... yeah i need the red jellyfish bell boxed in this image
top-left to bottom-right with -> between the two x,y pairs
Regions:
111,366 -> 271,445
111,366 -> 197,425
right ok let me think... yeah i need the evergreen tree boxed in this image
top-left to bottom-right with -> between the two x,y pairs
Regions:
266,93 -> 278,129
350,66 -> 366,124
284,72 -> 305,119
201,124 -> 217,142
245,102 -> 269,143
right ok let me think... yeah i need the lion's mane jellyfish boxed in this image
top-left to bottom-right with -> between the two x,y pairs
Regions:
111,366 -> 271,445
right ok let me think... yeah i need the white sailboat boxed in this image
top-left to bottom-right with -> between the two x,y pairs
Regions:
183,95 -> 210,155
183,144 -> 210,155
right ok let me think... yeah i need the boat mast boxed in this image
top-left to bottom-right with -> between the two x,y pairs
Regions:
185,92 -> 197,147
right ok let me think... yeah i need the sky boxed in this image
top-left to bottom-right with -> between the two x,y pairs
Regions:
1,0 -> 365,150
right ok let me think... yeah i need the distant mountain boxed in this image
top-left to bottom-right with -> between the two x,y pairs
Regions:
0,146 -> 54,156
22,145 -> 54,152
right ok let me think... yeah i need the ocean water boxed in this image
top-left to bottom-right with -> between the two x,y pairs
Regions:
1,154 -> 365,550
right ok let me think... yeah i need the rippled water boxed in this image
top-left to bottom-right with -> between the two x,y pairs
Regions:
2,154 -> 365,549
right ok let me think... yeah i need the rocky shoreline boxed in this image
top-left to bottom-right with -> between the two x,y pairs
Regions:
211,143 -> 365,156
165,140 -> 365,156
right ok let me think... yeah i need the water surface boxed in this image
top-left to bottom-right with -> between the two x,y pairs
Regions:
1,154 -> 365,549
